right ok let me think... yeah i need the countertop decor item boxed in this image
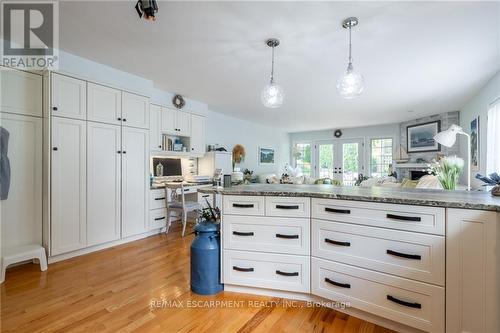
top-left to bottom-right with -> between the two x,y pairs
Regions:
434,124 -> 471,190
337,17 -> 364,99
475,172 -> 500,196
427,156 -> 464,191
232,144 -> 245,169
261,38 -> 284,108
172,94 -> 185,109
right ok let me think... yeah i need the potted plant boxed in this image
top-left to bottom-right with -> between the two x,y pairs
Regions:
427,156 -> 464,190
475,172 -> 500,196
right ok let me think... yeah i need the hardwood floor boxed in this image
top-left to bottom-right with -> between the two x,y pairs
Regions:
1,223 -> 395,333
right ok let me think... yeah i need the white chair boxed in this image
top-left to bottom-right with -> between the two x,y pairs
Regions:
165,183 -> 201,237
1,245 -> 47,283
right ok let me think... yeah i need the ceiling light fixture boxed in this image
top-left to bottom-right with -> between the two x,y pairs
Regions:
261,38 -> 284,108
337,17 -> 364,99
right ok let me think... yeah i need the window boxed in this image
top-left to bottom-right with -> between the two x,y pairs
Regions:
293,143 -> 312,176
370,138 -> 393,178
487,99 -> 500,174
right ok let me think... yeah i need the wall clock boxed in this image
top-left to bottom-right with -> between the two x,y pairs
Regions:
172,94 -> 185,109
334,129 -> 342,138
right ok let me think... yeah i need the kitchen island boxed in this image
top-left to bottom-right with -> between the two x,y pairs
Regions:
200,184 -> 500,333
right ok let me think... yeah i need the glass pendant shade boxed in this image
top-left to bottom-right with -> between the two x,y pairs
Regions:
337,63 -> 364,99
261,81 -> 284,108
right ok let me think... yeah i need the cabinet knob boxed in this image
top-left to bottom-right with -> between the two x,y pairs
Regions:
52,147 -> 58,151
117,150 -> 121,154
191,148 -> 194,150
117,117 -> 121,121
122,118 -> 127,122
52,106 -> 58,111
122,151 -> 127,154
158,145 -> 162,148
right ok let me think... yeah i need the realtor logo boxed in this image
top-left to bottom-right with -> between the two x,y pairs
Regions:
1,1 -> 59,69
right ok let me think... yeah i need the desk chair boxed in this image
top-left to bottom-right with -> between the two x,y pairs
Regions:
165,183 -> 201,237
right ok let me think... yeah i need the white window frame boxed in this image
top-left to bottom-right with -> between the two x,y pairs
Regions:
368,137 -> 395,178
487,97 -> 500,174
291,141 -> 313,176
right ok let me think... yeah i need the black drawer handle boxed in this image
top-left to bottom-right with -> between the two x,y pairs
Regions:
386,214 -> 421,222
325,277 -> 351,289
325,207 -> 351,214
202,195 -> 210,198
276,270 -> 299,277
233,231 -> 254,236
233,203 -> 254,208
154,217 -> 165,221
325,238 -> 351,247
233,266 -> 254,272
276,234 -> 299,239
386,249 -> 421,260
387,295 -> 421,309
154,197 -> 165,201
275,205 -> 299,210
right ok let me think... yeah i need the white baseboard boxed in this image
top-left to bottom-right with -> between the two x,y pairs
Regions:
223,284 -> 425,333
48,229 -> 162,264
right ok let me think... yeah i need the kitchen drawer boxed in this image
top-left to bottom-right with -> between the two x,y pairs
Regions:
312,198 -> 445,235
223,215 -> 310,255
265,196 -> 310,218
150,188 -> 167,210
223,250 -> 310,293
149,208 -> 167,230
312,258 -> 444,333
312,219 -> 445,285
223,196 -> 265,216
198,192 -> 214,209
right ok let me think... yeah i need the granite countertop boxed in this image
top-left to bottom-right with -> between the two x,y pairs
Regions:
199,184 -> 500,212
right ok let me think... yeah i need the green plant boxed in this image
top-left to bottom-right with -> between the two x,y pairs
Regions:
427,156 -> 464,190
197,199 -> 220,222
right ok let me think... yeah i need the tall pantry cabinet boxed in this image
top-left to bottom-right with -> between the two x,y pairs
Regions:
49,73 -> 149,257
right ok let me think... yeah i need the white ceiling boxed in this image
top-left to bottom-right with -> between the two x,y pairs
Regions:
59,1 -> 500,132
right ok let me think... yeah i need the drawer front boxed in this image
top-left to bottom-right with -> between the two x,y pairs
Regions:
223,215 -> 310,255
312,219 -> 445,285
312,258 -> 444,333
312,198 -> 445,235
150,189 -> 167,209
149,208 -> 167,230
223,196 -> 265,216
265,196 -> 310,218
224,250 -> 310,293
198,192 -> 214,209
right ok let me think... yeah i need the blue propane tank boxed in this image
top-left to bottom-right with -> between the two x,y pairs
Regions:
190,221 -> 224,295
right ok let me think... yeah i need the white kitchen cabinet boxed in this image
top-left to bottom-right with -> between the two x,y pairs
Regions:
446,208 -> 500,333
161,107 -> 177,134
150,104 -> 162,151
190,114 -> 205,155
121,127 -> 149,238
50,117 -> 87,255
1,69 -> 42,117
86,122 -> 121,246
122,92 -> 149,129
51,73 -> 86,119
87,82 -> 121,125
176,110 -> 191,136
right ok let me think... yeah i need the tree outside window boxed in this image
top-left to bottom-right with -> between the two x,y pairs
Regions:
293,143 -> 312,176
370,138 -> 393,178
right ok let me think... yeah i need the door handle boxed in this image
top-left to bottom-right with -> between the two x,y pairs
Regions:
276,234 -> 299,239
386,214 -> 421,222
275,205 -> 299,210
154,197 -> 165,201
232,203 -> 254,208
122,118 -> 127,122
325,277 -> 351,289
154,217 -> 166,221
387,295 -> 421,309
52,106 -> 58,111
52,147 -> 58,151
275,270 -> 299,277
232,231 -> 254,236
325,238 -> 351,247
386,249 -> 421,260
325,207 -> 351,214
233,266 -> 254,272
117,117 -> 121,121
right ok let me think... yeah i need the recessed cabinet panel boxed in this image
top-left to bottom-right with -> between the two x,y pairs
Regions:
122,92 -> 149,129
1,69 -> 43,117
161,107 -> 177,134
87,83 -> 121,125
150,104 -> 162,151
176,110 -> 191,136
51,117 -> 87,255
87,122 -> 121,246
51,73 -> 86,119
190,114 -> 205,155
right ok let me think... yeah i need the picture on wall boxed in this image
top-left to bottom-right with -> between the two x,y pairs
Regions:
259,147 -> 275,165
406,120 -> 441,153
471,117 -> 479,170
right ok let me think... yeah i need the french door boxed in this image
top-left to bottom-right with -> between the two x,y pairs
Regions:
315,139 -> 364,186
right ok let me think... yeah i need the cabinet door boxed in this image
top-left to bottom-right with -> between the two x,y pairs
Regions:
122,92 -> 149,129
176,111 -> 191,136
51,73 -> 86,119
51,117 -> 87,255
87,83 -> 121,125
122,127 -> 149,238
149,104 -> 162,151
190,114 -> 205,155
87,122 -> 121,246
1,69 -> 42,117
446,208 -> 499,333
161,107 -> 177,134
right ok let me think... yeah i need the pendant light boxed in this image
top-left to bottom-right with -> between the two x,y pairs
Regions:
261,38 -> 284,108
337,17 -> 364,99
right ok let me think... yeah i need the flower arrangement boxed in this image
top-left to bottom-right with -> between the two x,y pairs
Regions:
232,144 -> 246,170
427,155 -> 464,190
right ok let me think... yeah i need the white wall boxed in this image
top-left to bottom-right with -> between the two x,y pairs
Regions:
460,70 -> 500,189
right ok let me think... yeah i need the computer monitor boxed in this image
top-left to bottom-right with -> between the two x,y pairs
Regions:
152,157 -> 182,177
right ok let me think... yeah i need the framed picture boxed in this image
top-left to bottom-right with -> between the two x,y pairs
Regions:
407,120 -> 441,153
259,147 -> 275,165
471,117 -> 480,170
